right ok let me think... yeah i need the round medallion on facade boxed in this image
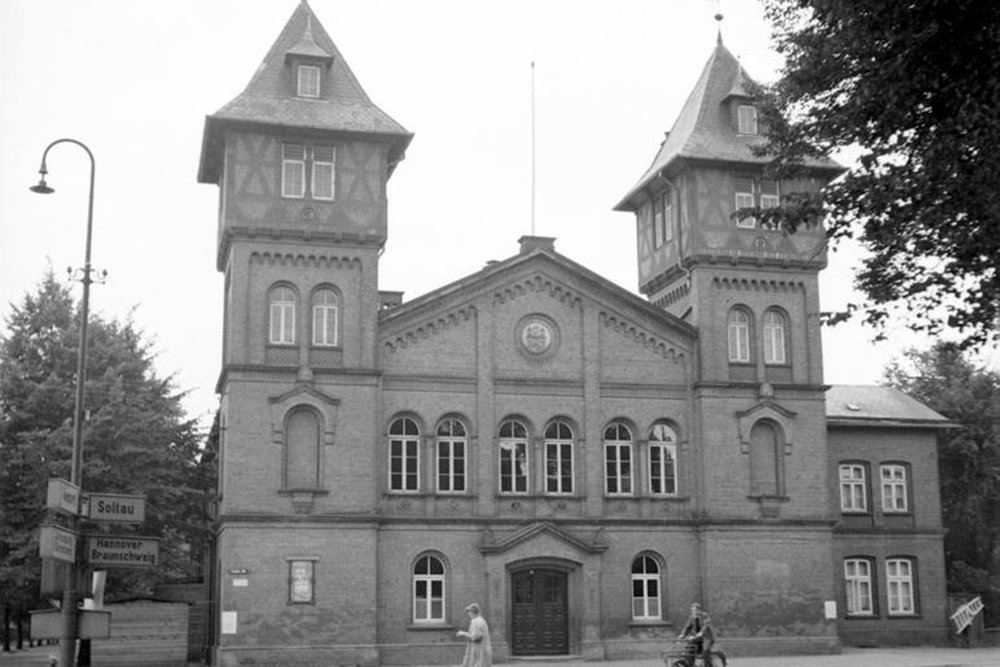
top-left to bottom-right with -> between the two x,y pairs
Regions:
516,315 -> 559,360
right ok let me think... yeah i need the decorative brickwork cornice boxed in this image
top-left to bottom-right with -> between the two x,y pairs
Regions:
599,311 -> 686,362
382,305 -> 477,353
711,276 -> 807,293
493,274 -> 583,309
249,250 -> 362,270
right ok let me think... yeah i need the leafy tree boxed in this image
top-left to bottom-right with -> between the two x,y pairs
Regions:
884,342 -> 1000,624
755,0 -> 1000,348
0,272 -> 215,641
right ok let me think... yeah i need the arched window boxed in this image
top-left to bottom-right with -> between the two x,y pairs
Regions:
727,308 -> 752,362
604,422 -> 633,495
285,408 -> 320,489
389,417 -> 420,492
762,309 -> 787,364
312,289 -> 339,347
544,420 -> 574,495
269,286 -> 296,345
498,419 -> 528,494
749,420 -> 781,497
648,422 -> 678,496
436,419 -> 467,493
631,555 -> 662,620
413,554 -> 446,623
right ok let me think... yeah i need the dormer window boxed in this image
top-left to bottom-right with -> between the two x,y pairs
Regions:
297,64 -> 321,98
737,105 -> 758,135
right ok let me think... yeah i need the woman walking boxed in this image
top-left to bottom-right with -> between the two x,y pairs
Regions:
456,603 -> 492,667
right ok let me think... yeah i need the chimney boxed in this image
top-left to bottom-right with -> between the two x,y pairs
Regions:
518,235 -> 556,255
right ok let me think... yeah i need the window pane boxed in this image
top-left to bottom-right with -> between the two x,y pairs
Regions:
313,160 -> 334,200
298,65 -> 320,97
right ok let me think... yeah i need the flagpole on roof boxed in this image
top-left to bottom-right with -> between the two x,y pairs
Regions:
531,60 -> 536,236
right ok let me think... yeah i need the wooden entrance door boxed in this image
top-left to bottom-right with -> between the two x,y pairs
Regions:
510,569 -> 568,655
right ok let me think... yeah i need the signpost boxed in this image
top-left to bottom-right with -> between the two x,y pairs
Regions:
86,535 -> 160,568
46,478 -> 80,516
39,525 -> 77,563
86,492 -> 146,523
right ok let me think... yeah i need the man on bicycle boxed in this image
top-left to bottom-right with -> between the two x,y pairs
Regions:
679,602 -> 716,667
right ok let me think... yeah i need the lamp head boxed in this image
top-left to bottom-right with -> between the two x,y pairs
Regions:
30,178 -> 55,194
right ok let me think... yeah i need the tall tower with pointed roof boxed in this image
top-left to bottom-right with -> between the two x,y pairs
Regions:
198,4 -> 410,663
616,27 -> 846,638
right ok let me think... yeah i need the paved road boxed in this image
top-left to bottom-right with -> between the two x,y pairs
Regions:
1,645 -> 999,667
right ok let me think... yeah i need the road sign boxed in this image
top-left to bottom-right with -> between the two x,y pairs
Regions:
46,478 -> 80,516
86,492 -> 146,523
30,609 -> 111,640
86,535 -> 160,568
39,525 -> 77,563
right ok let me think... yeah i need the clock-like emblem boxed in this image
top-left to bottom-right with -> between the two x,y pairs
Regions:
517,315 -> 558,359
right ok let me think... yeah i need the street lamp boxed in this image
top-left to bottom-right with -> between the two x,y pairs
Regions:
31,138 -> 96,667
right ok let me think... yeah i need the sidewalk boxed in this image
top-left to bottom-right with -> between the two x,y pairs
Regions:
1,645 -> 999,667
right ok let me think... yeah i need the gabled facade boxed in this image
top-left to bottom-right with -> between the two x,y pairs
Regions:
198,5 -> 949,666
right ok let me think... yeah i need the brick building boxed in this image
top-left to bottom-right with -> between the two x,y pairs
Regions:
196,3 -> 950,665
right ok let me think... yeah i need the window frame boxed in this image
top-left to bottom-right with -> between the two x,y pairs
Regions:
844,557 -> 876,617
498,419 -> 529,495
604,422 -> 634,496
436,419 -> 467,494
762,308 -> 788,365
727,308 -> 753,363
288,559 -> 316,605
886,557 -> 918,616
737,104 -> 758,135
297,64 -> 321,98
311,145 -> 336,200
282,143 -> 306,199
412,554 -> 447,624
631,555 -> 663,621
880,463 -> 910,514
311,288 -> 339,347
840,463 -> 869,513
544,420 -> 575,495
269,286 -> 297,345
648,422 -> 678,497
388,417 -> 420,493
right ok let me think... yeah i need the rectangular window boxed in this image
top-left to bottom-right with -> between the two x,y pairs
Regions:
844,558 -> 874,616
390,438 -> 419,491
282,143 -> 306,198
298,64 -> 321,98
545,442 -> 574,494
887,558 -> 916,615
760,179 -> 779,229
270,302 -> 295,345
734,174 -> 756,228
662,194 -> 674,243
649,443 -> 677,496
312,145 -> 335,200
312,305 -> 338,346
499,441 -> 528,493
738,104 -> 758,134
288,560 -> 315,604
437,439 -> 466,493
653,199 -> 664,248
605,444 -> 633,495
840,463 -> 868,513
881,464 -> 909,513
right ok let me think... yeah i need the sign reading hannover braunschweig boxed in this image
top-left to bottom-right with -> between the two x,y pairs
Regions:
86,492 -> 146,523
86,535 -> 160,568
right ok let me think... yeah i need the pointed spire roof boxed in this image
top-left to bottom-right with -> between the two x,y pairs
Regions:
199,1 -> 412,183
614,39 -> 840,211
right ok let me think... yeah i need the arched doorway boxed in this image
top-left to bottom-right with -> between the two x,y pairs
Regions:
510,568 -> 568,655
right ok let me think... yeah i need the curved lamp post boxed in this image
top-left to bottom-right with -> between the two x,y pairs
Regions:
31,138 -> 96,667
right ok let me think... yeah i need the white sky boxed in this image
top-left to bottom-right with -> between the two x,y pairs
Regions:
0,0 -> 962,429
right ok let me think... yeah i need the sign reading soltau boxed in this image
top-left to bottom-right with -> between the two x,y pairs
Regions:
86,535 -> 160,568
86,493 -> 146,523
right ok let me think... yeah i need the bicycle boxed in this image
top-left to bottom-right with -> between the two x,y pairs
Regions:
661,638 -> 728,667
